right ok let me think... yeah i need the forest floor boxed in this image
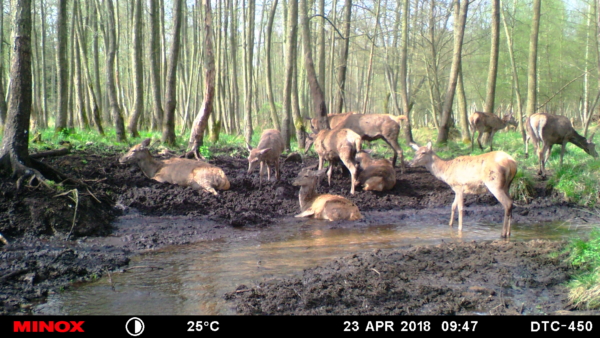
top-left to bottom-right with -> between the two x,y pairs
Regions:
1,145 -> 600,315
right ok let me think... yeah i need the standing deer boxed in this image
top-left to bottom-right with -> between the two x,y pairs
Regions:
305,128 -> 362,194
409,142 -> 517,238
309,113 -> 408,171
247,129 -> 285,184
354,150 -> 396,191
525,112 -> 598,177
469,111 -> 517,152
119,138 -> 230,195
292,167 -> 362,221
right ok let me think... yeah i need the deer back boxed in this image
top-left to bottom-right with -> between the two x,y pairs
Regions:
248,129 -> 285,171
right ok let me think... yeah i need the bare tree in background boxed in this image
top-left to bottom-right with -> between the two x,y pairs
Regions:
54,0 -> 69,133
128,0 -> 143,138
188,0 -> 215,158
162,0 -> 183,146
525,0 -> 541,118
332,0 -> 352,115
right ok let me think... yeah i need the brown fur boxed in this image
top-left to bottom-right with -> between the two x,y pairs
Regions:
119,139 -> 230,195
310,113 -> 408,170
306,128 -> 362,194
355,151 -> 396,191
292,168 -> 362,221
247,129 -> 285,184
525,112 -> 598,177
409,142 -> 517,238
469,111 -> 517,152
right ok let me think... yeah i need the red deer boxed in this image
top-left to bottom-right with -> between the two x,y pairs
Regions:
247,129 -> 285,184
119,138 -> 230,195
306,128 -> 362,194
354,150 -> 396,191
469,111 -> 517,152
525,112 -> 598,177
409,142 -> 517,238
310,113 -> 408,171
292,167 -> 362,221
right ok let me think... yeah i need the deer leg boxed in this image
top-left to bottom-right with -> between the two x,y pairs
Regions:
259,162 -> 264,185
327,164 -> 333,186
449,192 -> 460,227
477,132 -> 484,150
489,131 -> 496,151
276,159 -> 281,181
560,141 -> 567,167
318,156 -> 324,170
486,184 -> 513,238
470,128 -> 476,152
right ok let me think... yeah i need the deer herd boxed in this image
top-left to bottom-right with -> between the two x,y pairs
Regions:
120,110 -> 598,239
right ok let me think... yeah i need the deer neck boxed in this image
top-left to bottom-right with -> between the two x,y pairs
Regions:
568,132 -> 589,151
427,154 -> 452,182
298,185 -> 319,211
136,152 -> 164,179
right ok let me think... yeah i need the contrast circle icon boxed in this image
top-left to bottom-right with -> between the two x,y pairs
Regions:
126,317 -> 145,336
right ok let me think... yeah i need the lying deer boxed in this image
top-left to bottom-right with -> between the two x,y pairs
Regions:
310,113 -> 408,171
525,112 -> 598,177
469,111 -> 517,152
293,167 -> 362,221
354,150 -> 396,191
119,138 -> 230,195
247,129 -> 285,184
409,142 -> 517,238
306,128 -> 362,194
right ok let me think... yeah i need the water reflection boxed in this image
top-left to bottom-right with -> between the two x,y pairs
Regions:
35,215 -> 594,315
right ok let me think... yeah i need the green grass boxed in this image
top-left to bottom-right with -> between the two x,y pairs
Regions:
566,227 -> 600,309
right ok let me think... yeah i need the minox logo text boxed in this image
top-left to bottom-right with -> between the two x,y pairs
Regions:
13,321 -> 85,333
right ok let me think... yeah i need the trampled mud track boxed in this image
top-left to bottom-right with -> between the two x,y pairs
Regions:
1,145 -> 599,315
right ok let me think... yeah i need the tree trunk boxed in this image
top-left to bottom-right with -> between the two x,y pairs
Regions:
105,0 -> 126,142
437,0 -> 468,144
243,0 -> 255,146
0,0 -> 6,128
484,0 -> 500,116
149,0 -> 163,131
457,62 -> 470,142
332,0 -> 351,115
265,0 -> 280,131
188,0 -> 215,156
162,0 -> 183,146
399,0 -> 414,143
281,0 -> 297,150
525,0 -> 541,117
54,0 -> 69,133
361,0 -> 381,115
300,0 -> 328,130
128,0 -> 143,138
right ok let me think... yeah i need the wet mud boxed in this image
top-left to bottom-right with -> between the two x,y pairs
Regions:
1,145 -> 599,315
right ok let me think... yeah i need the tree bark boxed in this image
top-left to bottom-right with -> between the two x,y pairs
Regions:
0,0 -> 6,128
437,0 -> 468,144
188,0 -> 215,157
399,0 -> 414,143
54,0 -> 69,133
484,0 -> 500,116
525,0 -> 541,117
243,0 -> 255,146
300,0 -> 328,130
149,0 -> 163,131
162,0 -> 183,146
265,0 -> 280,131
332,0 -> 352,115
105,0 -> 126,142
281,0 -> 298,149
128,0 -> 144,138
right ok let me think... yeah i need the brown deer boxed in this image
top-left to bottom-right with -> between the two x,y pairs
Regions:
409,142 -> 517,238
525,112 -> 598,178
310,113 -> 408,171
305,128 -> 362,194
354,150 -> 396,191
292,167 -> 362,221
247,129 -> 285,184
469,111 -> 517,152
119,138 -> 230,195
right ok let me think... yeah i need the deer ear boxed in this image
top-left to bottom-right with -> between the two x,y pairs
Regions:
259,148 -> 271,155
409,142 -> 420,151
141,138 -> 151,148
246,142 -> 253,151
426,141 -> 432,150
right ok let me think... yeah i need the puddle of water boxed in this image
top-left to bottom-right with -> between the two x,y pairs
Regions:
34,215 -> 595,315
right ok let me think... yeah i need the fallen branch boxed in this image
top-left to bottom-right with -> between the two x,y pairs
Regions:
29,147 -> 70,159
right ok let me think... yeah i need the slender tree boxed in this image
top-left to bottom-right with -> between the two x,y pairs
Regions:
105,0 -> 126,142
0,0 -> 7,128
188,0 -> 215,157
281,0 -> 298,149
437,0 -> 468,144
265,0 -> 280,131
243,0 -> 256,145
162,0 -> 183,145
525,0 -> 541,118
484,0 -> 500,116
54,0 -> 69,133
128,0 -> 143,138
332,0 -> 352,115
399,0 -> 414,143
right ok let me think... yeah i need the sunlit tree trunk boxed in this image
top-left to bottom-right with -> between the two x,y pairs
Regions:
484,0 -> 500,116
149,0 -> 163,131
162,0 -> 183,145
243,0 -> 255,145
0,0 -> 6,128
55,0 -> 69,132
399,0 -> 414,143
128,0 -> 143,138
281,0 -> 297,149
105,0 -> 126,142
525,0 -> 541,118
265,0 -> 280,131
437,0 -> 468,144
332,0 -> 351,115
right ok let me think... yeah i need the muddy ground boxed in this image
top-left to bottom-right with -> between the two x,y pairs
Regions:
1,144 -> 599,315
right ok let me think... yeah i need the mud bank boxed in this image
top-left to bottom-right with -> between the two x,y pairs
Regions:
1,146 -> 599,315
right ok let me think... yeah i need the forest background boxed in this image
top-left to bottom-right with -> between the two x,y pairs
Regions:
0,0 -> 597,149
